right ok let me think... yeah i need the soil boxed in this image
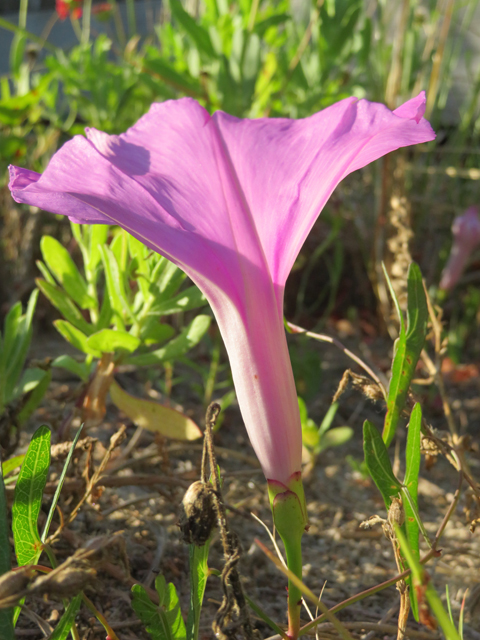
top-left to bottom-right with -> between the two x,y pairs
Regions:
4,326 -> 480,640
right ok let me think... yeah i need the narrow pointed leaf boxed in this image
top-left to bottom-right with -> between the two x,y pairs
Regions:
170,0 -> 217,58
48,593 -> 82,640
404,402 -> 422,621
16,369 -> 51,426
54,320 -> 101,357
100,246 -> 129,331
36,279 -> 93,336
40,236 -> 95,310
12,425 -> 51,566
383,263 -> 428,446
363,420 -> 401,509
52,355 -> 90,382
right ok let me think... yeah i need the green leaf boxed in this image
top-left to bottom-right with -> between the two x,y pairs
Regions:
52,355 -> 91,382
363,420 -> 401,510
318,402 -> 339,438
11,367 -> 45,400
126,315 -> 211,366
140,321 -> 175,346
86,329 -> 141,354
382,263 -> 428,446
317,426 -> 353,453
2,455 -> 25,477
2,290 -> 38,403
36,279 -> 93,336
54,320 -> 101,357
48,593 -> 82,640
0,452 -> 15,640
87,225 -> 109,283
100,246 -> 129,331
12,425 -> 51,566
132,575 -> 186,640
170,0 -> 217,58
253,13 -> 289,36
42,424 -> 83,543
40,236 -> 95,310
16,370 -> 51,426
36,260 -> 57,285
143,57 -> 203,97
395,526 -> 461,640
151,286 -> 206,316
403,402 -> 422,621
186,542 -> 210,640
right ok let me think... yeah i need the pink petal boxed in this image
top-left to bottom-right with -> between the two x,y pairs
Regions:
8,94 -> 435,482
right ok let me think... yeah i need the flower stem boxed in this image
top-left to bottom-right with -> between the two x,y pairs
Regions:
268,473 -> 307,640
284,530 -> 303,639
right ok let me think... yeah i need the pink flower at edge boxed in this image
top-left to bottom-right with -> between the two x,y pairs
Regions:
8,93 -> 435,484
439,206 -> 480,291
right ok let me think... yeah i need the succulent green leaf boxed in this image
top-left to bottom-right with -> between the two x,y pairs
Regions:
40,236 -> 95,310
151,286 -> 206,316
100,246 -> 130,330
12,425 -> 51,566
16,370 -> 51,426
126,315 -> 211,366
139,321 -> 176,346
11,367 -> 46,401
54,320 -> 101,357
36,279 -> 93,336
52,355 -> 91,382
86,328 -> 141,354
363,420 -> 401,509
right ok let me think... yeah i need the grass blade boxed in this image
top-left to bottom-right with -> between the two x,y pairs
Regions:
42,424 -> 84,543
49,593 -> 82,640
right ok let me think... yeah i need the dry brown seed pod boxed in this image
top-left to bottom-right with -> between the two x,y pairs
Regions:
388,497 -> 405,527
179,480 -> 217,546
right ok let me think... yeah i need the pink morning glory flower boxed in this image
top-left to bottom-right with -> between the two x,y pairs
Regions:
439,206 -> 480,291
9,94 -> 435,485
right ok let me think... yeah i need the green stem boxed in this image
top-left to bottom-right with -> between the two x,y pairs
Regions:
81,0 -> 92,45
18,0 -> 29,29
284,533 -> 303,639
